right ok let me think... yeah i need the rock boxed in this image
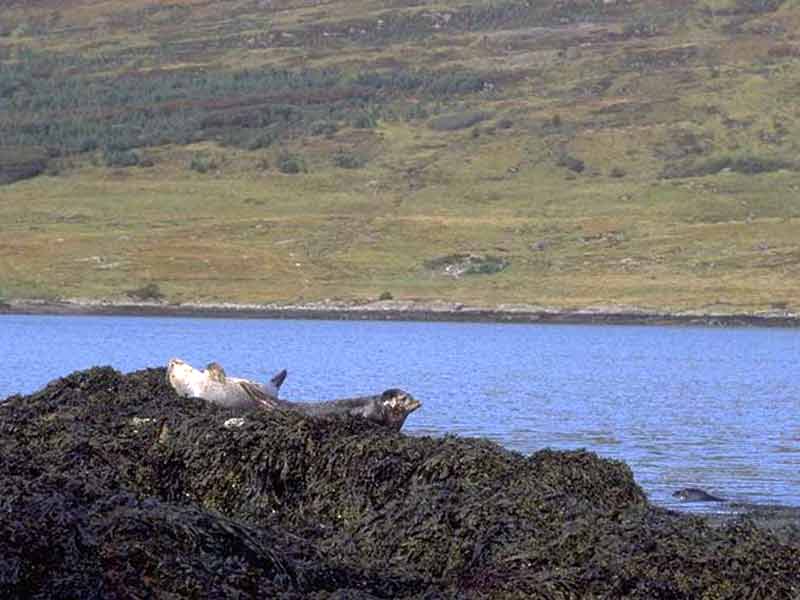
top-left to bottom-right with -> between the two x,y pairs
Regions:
1,367 -> 799,598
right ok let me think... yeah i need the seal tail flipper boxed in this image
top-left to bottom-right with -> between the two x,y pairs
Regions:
270,369 -> 288,390
239,381 -> 279,410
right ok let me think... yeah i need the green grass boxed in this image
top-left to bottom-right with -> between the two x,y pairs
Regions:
1,0 -> 800,313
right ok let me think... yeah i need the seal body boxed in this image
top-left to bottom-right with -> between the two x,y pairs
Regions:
167,358 -> 284,410
291,389 -> 421,430
672,487 -> 725,502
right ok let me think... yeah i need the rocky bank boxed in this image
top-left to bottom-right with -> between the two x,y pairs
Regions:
1,367 -> 799,598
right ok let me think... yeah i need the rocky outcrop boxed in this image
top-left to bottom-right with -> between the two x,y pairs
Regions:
1,367 -> 799,598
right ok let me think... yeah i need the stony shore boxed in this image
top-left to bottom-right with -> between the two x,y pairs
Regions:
3,298 -> 800,327
2,367 -> 799,598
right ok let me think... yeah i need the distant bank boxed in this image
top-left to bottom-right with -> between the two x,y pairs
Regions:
2,298 -> 799,328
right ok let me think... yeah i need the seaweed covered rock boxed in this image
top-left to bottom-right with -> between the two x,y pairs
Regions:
2,367 -> 799,598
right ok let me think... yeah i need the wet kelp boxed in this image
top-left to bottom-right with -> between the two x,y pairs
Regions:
1,367 -> 799,598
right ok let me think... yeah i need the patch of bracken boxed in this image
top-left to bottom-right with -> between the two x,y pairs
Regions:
2,367 -> 799,598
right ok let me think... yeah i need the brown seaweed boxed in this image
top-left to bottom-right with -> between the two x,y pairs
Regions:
1,367 -> 798,598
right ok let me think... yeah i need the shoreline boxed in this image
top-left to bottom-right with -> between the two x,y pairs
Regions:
2,298 -> 800,327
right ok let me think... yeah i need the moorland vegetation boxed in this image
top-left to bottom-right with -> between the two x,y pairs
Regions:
1,0 -> 799,312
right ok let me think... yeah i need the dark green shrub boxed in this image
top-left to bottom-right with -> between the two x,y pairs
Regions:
103,148 -> 140,168
189,153 -> 216,173
403,104 -> 429,121
78,138 -> 98,153
310,120 -> 338,136
331,149 -> 365,169
126,283 -> 165,302
351,112 -> 377,129
425,253 -> 509,276
556,153 -> 585,173
609,167 -> 626,178
277,151 -> 306,174
464,255 -> 508,275
378,291 -> 393,301
244,133 -> 275,151
660,155 -> 794,179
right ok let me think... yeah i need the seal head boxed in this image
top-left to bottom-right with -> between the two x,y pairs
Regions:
373,388 -> 421,430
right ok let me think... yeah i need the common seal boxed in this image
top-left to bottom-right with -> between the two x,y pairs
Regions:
167,358 -> 286,410
168,359 -> 421,430
290,389 -> 421,431
672,487 -> 725,502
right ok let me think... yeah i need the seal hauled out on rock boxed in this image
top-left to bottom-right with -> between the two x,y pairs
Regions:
167,359 -> 421,430
167,358 -> 286,410
291,389 -> 421,431
672,487 -> 725,502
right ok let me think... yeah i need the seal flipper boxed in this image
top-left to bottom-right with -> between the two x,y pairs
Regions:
238,381 -> 280,410
270,369 -> 288,390
205,362 -> 227,384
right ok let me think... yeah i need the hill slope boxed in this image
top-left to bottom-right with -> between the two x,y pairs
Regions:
1,0 -> 799,313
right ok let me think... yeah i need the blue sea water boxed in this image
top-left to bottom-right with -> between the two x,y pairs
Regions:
1,314 -> 798,511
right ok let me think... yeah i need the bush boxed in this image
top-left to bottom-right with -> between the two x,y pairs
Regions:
310,120 -> 338,136
609,166 -> 626,178
188,153 -> 215,174
660,155 -> 794,179
403,104 -> 429,121
244,133 -> 275,151
464,255 -> 508,275
425,253 -> 509,277
351,112 -> 377,129
277,151 -> 306,174
78,138 -> 98,153
378,291 -> 393,301
429,111 -> 487,131
556,153 -> 585,173
331,149 -> 365,169
126,283 -> 165,302
103,148 -> 139,168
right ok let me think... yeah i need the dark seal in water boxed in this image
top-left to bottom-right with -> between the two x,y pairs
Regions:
673,487 -> 725,502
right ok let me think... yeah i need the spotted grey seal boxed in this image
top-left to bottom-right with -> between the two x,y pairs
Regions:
672,487 -> 725,502
290,389 -> 421,431
167,358 -> 286,410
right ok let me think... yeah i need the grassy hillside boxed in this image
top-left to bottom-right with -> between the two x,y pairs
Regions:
1,0 -> 800,313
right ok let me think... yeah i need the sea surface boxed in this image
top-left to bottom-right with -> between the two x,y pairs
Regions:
2,314 -> 798,512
